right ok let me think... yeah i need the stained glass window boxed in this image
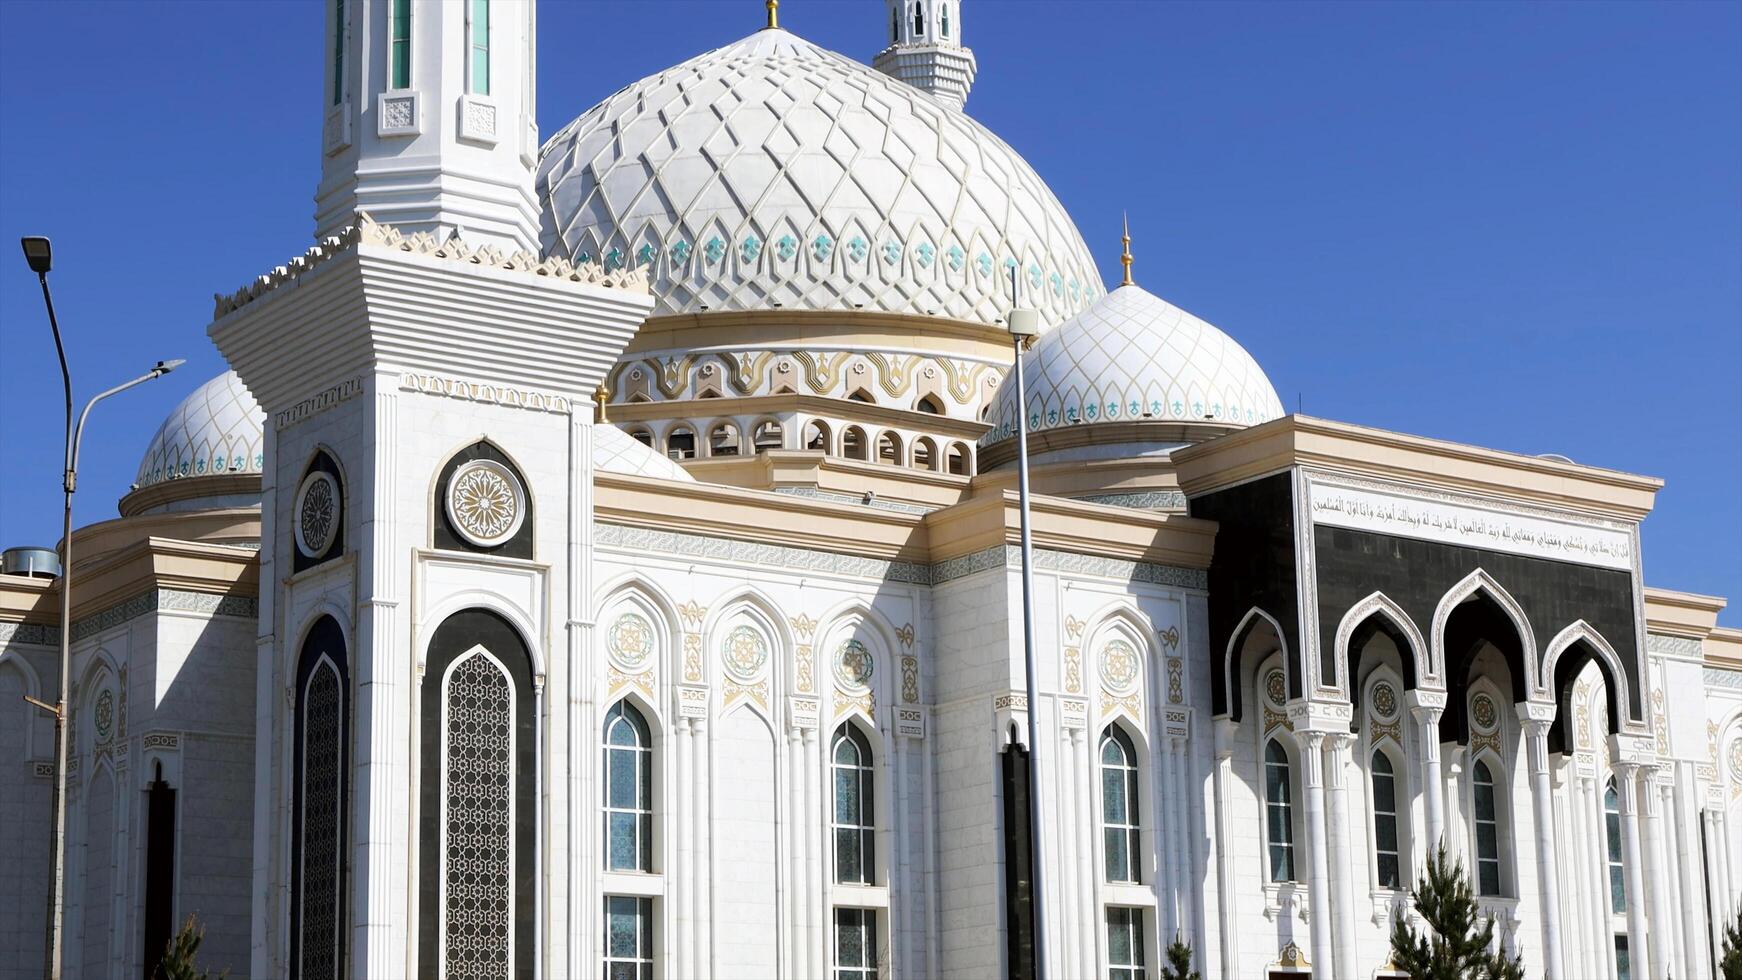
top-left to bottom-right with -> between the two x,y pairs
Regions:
1101,726 -> 1140,883
1108,906 -> 1147,980
834,907 -> 878,980
604,895 -> 653,980
1265,739 -> 1296,882
833,725 -> 875,884
442,650 -> 515,979
604,701 -> 653,873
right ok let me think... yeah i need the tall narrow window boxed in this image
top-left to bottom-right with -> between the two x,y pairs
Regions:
1472,760 -> 1502,896
331,0 -> 346,105
1100,726 -> 1140,882
1372,751 -> 1401,888
833,907 -> 878,980
604,701 -> 653,872
1605,778 -> 1626,914
1614,935 -> 1630,980
468,0 -> 491,95
891,5 -> 900,42
389,0 -> 411,89
941,3 -> 951,38
1107,907 -> 1147,980
833,725 -> 874,884
604,896 -> 654,980
913,2 -> 924,35
292,616 -> 347,980
1264,739 -> 1296,881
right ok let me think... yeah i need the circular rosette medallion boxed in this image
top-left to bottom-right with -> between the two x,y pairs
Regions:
294,470 -> 341,558
1471,693 -> 1498,732
95,689 -> 114,743
446,459 -> 526,548
1100,639 -> 1140,695
721,625 -> 769,683
1265,668 -> 1287,708
834,639 -> 874,691
1371,682 -> 1398,720
608,613 -> 654,671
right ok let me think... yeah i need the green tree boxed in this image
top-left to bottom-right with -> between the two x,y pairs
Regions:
1159,934 -> 1202,980
155,915 -> 228,980
1389,842 -> 1525,980
1721,901 -> 1742,980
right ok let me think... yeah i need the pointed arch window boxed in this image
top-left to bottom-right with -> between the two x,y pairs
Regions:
1264,739 -> 1296,882
1472,759 -> 1503,896
1605,778 -> 1625,914
1100,726 -> 1140,883
832,724 -> 875,884
1371,751 -> 1402,889
941,3 -> 951,38
913,2 -> 925,35
604,701 -> 654,873
292,616 -> 348,980
891,4 -> 900,43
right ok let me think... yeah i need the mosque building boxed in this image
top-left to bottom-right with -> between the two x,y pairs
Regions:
2,2 -> 1738,978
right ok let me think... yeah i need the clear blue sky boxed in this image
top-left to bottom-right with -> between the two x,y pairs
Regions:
1,1 -> 1738,622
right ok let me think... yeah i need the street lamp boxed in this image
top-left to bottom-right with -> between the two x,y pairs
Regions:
1006,265 -> 1048,979
18,235 -> 181,980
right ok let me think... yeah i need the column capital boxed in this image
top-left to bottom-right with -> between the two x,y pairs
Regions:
1515,700 -> 1556,725
1286,698 -> 1352,736
1404,688 -> 1447,714
1609,733 -> 1656,769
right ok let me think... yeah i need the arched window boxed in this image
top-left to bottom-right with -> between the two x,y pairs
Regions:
1605,778 -> 1625,914
1472,759 -> 1503,896
708,421 -> 741,457
1371,751 -> 1401,888
848,387 -> 875,404
628,427 -> 654,448
752,419 -> 783,453
891,4 -> 900,42
1264,739 -> 1296,882
832,725 -> 875,884
292,616 -> 348,980
941,2 -> 951,38
914,437 -> 937,471
666,425 -> 696,461
946,441 -> 969,475
876,431 -> 902,465
913,1 -> 925,35
467,0 -> 490,95
843,426 -> 868,461
915,394 -> 944,415
330,0 -> 347,106
604,701 -> 654,872
804,419 -> 832,453
1100,726 -> 1140,883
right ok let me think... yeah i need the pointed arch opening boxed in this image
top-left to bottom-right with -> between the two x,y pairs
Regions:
292,614 -> 348,980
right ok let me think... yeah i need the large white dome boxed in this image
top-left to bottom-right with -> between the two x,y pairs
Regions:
134,370 -> 265,488
537,28 -> 1103,329
985,284 -> 1285,444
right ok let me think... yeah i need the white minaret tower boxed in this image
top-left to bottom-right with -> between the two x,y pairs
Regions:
314,0 -> 540,252
873,0 -> 977,110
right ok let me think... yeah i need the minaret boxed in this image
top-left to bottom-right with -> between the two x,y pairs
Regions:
873,0 -> 978,110
313,0 -> 541,252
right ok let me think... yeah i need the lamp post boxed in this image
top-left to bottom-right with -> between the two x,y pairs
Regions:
18,236 -> 182,980
1007,264 -> 1047,979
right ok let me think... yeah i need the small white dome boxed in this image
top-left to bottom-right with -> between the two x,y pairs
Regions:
135,370 -> 265,487
985,284 -> 1284,444
538,28 -> 1102,329
594,424 -> 696,483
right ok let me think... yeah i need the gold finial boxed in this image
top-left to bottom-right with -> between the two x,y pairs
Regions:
765,0 -> 779,30
594,385 -> 610,423
1119,212 -> 1135,287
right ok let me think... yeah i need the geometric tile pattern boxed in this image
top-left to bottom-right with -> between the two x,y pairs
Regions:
134,370 -> 265,487
594,424 -> 697,482
537,28 -> 1102,329
984,283 -> 1284,443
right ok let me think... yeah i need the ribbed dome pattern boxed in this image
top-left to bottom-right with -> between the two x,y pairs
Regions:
134,370 -> 265,487
537,29 -> 1102,329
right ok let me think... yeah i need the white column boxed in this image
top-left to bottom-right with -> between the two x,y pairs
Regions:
1065,727 -> 1087,977
805,728 -> 823,979
1519,713 -> 1564,980
1613,762 -> 1652,980
1707,805 -> 1729,975
1170,732 -> 1192,946
1325,734 -> 1359,980
676,719 -> 694,980
1211,720 -> 1239,980
1295,729 -> 1334,969
694,717 -> 711,980
1407,692 -> 1447,852
1672,768 -> 1709,980
1157,737 -> 1180,940
1641,768 -> 1674,980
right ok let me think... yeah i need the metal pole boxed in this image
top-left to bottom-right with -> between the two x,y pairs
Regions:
1010,266 -> 1047,979
28,268 -> 175,980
